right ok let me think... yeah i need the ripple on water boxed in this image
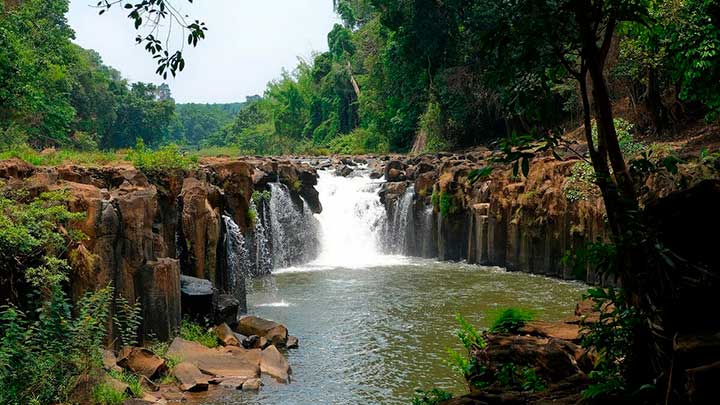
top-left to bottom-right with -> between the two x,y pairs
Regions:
199,259 -> 586,404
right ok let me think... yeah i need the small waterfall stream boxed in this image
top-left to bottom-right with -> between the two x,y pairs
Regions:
267,182 -> 320,268
222,215 -> 250,310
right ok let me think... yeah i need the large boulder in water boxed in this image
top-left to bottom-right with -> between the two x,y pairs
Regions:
236,316 -> 289,348
260,345 -> 291,383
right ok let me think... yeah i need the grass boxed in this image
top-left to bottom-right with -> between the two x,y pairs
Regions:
108,370 -> 143,398
0,145 -> 122,166
489,308 -> 533,334
92,383 -> 126,405
179,319 -> 219,349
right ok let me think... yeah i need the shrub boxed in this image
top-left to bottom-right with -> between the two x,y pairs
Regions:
179,319 -> 219,348
126,139 -> 198,171
113,295 -> 142,348
489,308 -> 533,334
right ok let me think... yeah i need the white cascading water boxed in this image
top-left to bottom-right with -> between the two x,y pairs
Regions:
222,215 -> 249,308
268,182 -> 320,268
306,168 -> 408,269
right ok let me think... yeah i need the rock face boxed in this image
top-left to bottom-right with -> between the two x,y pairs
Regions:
0,157 -> 321,343
236,316 -> 289,348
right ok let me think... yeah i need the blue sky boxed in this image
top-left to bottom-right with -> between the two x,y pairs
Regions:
68,0 -> 339,103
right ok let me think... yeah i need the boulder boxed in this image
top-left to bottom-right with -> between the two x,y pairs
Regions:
242,378 -> 263,391
686,360 -> 720,404
179,177 -> 221,280
167,337 -> 260,379
214,323 -> 241,346
217,378 -> 247,389
519,321 -> 581,343
482,335 -> 582,383
386,168 -> 406,182
173,362 -> 209,392
213,294 -> 241,326
286,335 -> 299,349
117,347 -> 167,379
105,375 -> 132,396
180,275 -> 215,323
236,316 -> 288,348
336,165 -> 354,177
260,345 -> 291,383
103,350 -> 122,373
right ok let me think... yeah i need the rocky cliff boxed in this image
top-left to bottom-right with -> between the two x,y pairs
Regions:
0,157 -> 320,343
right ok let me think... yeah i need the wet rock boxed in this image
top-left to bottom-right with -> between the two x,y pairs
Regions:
369,170 -> 383,179
242,378 -> 263,391
213,294 -> 240,327
214,323 -> 241,346
217,378 -> 247,389
167,337 -> 260,379
180,275 -> 215,322
286,336 -> 299,349
174,362 -> 209,392
260,345 -> 291,383
117,347 -> 167,379
336,165 -> 354,177
242,335 -> 260,349
386,168 -> 407,182
236,316 -> 289,348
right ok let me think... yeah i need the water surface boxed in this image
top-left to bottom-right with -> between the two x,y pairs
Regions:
196,259 -> 585,404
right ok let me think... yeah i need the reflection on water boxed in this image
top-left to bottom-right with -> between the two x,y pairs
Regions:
195,258 -> 586,404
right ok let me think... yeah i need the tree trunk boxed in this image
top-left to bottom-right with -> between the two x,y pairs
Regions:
645,67 -> 667,133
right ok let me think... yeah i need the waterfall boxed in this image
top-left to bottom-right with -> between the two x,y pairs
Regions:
222,215 -> 250,309
267,182 -> 320,268
309,168 -> 406,269
389,186 -> 415,254
418,204 -> 436,258
248,200 -> 272,277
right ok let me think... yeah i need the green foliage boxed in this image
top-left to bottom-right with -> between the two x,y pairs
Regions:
411,388 -> 453,405
113,296 -> 142,348
108,370 -> 143,398
489,308 -> 533,334
496,363 -> 546,392
179,319 -> 219,349
92,383 -> 127,405
0,286 -> 113,404
454,313 -> 485,351
419,98 -> 450,152
252,190 -> 271,205
127,139 -> 198,172
433,191 -> 458,217
563,161 -> 597,202
580,287 -> 641,399
247,205 -> 258,227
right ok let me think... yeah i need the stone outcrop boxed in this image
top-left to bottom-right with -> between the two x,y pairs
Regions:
236,315 -> 289,348
0,157 -> 320,343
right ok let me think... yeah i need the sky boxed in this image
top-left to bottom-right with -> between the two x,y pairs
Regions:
67,0 -> 340,104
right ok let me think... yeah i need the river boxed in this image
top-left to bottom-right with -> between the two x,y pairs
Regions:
191,168 -> 586,404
